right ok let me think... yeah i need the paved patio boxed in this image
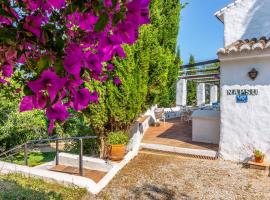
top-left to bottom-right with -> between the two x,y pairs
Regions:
142,118 -> 218,151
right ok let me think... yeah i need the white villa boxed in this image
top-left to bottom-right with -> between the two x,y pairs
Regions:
176,0 -> 270,162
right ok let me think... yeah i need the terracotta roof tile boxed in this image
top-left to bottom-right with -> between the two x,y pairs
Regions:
217,37 -> 270,55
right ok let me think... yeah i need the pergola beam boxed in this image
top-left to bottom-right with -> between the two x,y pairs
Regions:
179,67 -> 219,74
188,77 -> 219,81
194,80 -> 220,84
180,59 -> 220,69
178,73 -> 219,79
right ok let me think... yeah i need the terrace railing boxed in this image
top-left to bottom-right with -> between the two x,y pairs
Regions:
0,135 -> 97,176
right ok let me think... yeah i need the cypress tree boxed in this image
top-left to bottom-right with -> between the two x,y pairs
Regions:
187,55 -> 197,106
85,0 -> 184,139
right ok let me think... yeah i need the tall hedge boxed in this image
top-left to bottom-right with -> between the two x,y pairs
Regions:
85,0 -> 183,138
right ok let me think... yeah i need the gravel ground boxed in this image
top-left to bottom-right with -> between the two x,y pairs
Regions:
85,151 -> 270,200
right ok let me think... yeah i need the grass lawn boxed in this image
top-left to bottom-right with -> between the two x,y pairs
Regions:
0,174 -> 88,200
5,151 -> 56,167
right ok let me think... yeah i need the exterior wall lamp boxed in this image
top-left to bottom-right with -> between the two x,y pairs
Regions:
248,68 -> 258,80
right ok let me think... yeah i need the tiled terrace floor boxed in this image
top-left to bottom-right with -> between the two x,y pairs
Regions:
142,118 -> 219,151
50,165 -> 107,183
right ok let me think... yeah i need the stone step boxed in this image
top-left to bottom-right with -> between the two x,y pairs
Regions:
139,147 -> 218,160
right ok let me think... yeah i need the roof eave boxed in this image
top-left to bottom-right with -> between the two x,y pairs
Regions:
215,12 -> 224,23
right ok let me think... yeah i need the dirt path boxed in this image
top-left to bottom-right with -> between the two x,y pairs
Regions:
86,151 -> 270,200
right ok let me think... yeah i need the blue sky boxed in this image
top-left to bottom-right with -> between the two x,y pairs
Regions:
177,0 -> 232,64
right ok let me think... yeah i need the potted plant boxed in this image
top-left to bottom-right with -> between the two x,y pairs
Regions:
107,131 -> 129,161
253,149 -> 265,163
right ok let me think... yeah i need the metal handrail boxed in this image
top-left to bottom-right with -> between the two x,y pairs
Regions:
0,143 -> 25,158
0,135 -> 98,176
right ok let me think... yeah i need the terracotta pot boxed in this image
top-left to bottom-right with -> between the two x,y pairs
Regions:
109,144 -> 126,161
254,155 -> 264,163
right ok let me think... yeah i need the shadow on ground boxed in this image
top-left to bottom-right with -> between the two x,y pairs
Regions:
131,184 -> 192,200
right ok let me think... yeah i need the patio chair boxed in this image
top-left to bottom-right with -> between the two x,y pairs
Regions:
154,108 -> 165,127
180,107 -> 192,124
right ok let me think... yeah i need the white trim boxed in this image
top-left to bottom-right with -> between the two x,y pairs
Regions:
214,0 -> 245,22
218,52 -> 270,62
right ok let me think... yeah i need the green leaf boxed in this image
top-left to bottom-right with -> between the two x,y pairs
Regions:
0,8 -> 14,19
23,85 -> 34,96
95,13 -> 109,32
112,12 -> 124,26
55,37 -> 65,52
0,28 -> 16,43
37,55 -> 51,75
55,58 -> 64,76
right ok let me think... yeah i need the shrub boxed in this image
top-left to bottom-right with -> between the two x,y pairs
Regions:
107,131 -> 129,145
0,97 -> 47,152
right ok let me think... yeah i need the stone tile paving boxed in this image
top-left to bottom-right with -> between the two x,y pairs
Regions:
142,118 -> 218,151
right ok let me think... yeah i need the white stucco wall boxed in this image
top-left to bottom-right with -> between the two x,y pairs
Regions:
219,55 -> 270,162
223,0 -> 270,46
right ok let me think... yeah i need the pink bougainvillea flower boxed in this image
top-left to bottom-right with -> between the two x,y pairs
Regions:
20,96 -> 34,112
33,92 -> 48,109
28,70 -> 66,103
85,54 -> 103,75
126,0 -> 151,26
113,76 -> 122,85
5,48 -> 17,65
72,88 -> 92,111
23,0 -> 41,11
89,91 -> 99,103
46,102 -> 69,121
0,6 -> 18,26
1,64 -> 13,77
66,12 -> 97,31
47,0 -> 65,9
99,35 -> 126,61
65,78 -> 83,89
64,43 -> 84,76
0,16 -> 12,26
48,120 -> 55,134
20,92 -> 48,112
99,74 -> 109,82
46,102 -> 68,133
113,21 -> 138,44
104,0 -> 112,8
2,0 -> 150,133
79,13 -> 98,31
23,15 -> 47,38
107,64 -> 114,71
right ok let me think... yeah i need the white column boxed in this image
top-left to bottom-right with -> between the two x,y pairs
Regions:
197,83 -> 205,106
210,85 -> 218,105
176,79 -> 187,106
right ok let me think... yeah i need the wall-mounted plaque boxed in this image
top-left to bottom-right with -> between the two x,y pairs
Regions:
236,95 -> 248,103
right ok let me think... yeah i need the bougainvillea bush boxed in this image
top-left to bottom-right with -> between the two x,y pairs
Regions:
0,0 -> 150,133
